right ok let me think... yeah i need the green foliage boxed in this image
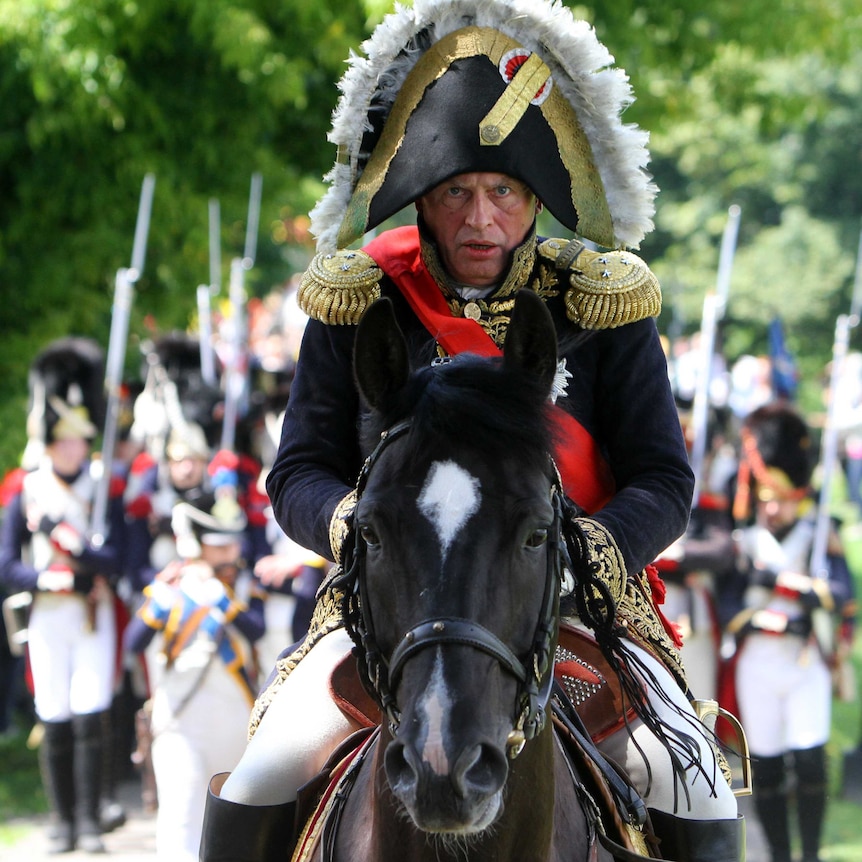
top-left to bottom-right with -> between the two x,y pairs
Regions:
644,33 -> 862,414
0,0 -> 370,471
0,728 -> 46,826
0,0 -> 861,473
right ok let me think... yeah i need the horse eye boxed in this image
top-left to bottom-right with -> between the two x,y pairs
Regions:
359,525 -> 380,547
525,528 -> 548,548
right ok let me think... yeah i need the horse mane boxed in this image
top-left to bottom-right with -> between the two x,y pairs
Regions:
359,351 -> 555,476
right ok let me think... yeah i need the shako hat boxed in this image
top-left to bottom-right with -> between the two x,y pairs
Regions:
732,402 -> 813,521
311,0 -> 656,252
26,337 -> 105,448
139,333 -> 224,447
171,491 -> 248,559
165,422 -> 211,463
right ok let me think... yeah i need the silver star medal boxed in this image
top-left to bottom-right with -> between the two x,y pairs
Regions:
550,358 -> 572,404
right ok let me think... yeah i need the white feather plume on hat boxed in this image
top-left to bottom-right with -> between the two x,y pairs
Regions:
311,0 -> 656,252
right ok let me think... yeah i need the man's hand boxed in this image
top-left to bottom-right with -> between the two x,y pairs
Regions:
37,564 -> 75,592
49,521 -> 86,557
254,555 -> 302,589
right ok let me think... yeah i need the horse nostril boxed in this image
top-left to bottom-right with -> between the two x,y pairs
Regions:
451,743 -> 508,799
384,739 -> 419,794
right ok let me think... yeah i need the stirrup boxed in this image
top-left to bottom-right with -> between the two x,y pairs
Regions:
691,699 -> 752,797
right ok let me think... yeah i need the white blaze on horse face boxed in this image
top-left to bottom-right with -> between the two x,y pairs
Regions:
417,460 -> 481,562
420,649 -> 452,775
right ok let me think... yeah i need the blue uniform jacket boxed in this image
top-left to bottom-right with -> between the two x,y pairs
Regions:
266,235 -> 694,579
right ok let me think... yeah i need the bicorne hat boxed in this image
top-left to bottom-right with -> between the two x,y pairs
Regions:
310,0 -> 656,253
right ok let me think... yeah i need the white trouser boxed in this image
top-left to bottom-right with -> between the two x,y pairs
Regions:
27,591 -> 116,721
595,639 -> 738,819
223,627 -> 737,820
151,662 -> 252,861
734,632 -> 831,756
222,628 -> 359,805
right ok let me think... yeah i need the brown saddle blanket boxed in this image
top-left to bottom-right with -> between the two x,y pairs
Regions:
330,622 -> 636,743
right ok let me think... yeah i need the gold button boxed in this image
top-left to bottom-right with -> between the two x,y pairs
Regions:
480,124 -> 501,144
463,302 -> 482,320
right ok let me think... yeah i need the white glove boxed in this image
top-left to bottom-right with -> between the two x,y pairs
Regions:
182,572 -> 226,607
37,566 -> 75,592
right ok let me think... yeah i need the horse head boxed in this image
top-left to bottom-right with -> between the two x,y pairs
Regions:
345,289 -> 563,837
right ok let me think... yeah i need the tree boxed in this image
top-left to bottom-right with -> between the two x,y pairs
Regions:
0,0 -> 860,472
0,0 -> 370,469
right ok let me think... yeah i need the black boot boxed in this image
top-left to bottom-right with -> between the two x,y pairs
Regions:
39,720 -> 77,854
100,700 -> 127,833
648,809 -> 745,861
751,754 -> 791,862
73,711 -> 108,853
199,773 -> 298,861
794,745 -> 827,862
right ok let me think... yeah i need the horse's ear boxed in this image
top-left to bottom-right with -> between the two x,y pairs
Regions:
354,297 -> 411,411
504,290 -> 558,395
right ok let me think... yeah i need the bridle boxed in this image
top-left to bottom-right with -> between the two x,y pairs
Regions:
336,418 -> 563,759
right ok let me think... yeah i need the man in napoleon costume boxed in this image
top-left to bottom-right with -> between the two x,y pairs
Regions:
200,1 -> 743,859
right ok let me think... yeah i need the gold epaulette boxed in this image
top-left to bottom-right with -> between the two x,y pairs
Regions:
538,238 -> 661,330
297,250 -> 382,325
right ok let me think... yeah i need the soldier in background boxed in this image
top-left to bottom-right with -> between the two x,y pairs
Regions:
0,337 -> 125,854
725,402 -> 856,862
657,393 -> 737,702
124,494 -> 265,862
125,421 -> 216,591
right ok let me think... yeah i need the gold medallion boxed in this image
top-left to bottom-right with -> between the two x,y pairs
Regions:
463,301 -> 482,321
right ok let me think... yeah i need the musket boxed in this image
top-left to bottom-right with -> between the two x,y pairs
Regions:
90,173 -> 156,548
198,198 -> 221,388
810,224 -> 862,578
689,205 -> 741,508
220,172 -> 262,452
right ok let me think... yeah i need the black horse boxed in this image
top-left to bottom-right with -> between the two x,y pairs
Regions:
322,290 -> 627,861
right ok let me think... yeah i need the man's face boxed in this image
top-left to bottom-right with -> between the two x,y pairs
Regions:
169,455 -> 206,491
416,173 -> 539,287
201,539 -> 241,581
48,437 -> 90,475
755,496 -> 800,538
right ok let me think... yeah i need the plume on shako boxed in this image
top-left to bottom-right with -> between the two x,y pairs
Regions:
26,337 -> 105,451
310,0 -> 657,253
135,333 -> 224,449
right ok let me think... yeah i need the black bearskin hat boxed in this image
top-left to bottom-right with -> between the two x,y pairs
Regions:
141,333 -> 224,446
733,401 -> 813,521
27,337 -> 105,447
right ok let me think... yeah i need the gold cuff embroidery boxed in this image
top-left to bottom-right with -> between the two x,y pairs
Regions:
329,489 -> 358,565
574,517 -> 627,607
617,567 -> 688,690
247,583 -> 346,739
572,515 -> 688,689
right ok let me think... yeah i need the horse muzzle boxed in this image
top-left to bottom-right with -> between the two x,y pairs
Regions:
384,734 -> 508,833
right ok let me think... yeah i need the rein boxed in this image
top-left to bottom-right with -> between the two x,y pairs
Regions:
336,418 -> 562,758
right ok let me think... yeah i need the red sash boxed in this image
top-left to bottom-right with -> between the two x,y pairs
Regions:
364,227 -> 615,514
